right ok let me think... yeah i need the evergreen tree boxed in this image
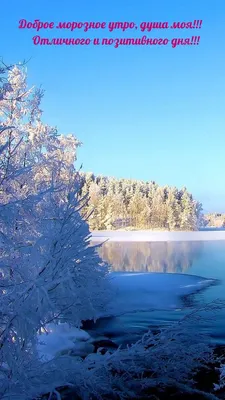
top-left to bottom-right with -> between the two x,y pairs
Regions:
166,188 -> 181,230
180,189 -> 197,230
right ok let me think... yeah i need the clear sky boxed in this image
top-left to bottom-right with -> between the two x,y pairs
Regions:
1,0 -> 225,212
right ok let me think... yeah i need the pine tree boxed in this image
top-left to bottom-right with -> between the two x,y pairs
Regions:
128,192 -> 144,227
180,189 -> 197,230
166,188 -> 181,230
150,187 -> 167,229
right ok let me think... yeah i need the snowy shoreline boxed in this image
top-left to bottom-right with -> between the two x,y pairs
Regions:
37,272 -> 217,361
91,230 -> 225,242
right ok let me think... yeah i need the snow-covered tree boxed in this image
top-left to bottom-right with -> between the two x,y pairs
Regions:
77,174 -> 202,231
0,62 -> 110,399
180,188 -> 198,230
0,65 -> 81,190
166,188 -> 181,230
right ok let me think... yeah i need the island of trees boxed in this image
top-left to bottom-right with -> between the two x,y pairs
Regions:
78,173 -> 203,231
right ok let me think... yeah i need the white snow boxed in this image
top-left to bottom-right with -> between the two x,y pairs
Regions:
91,230 -> 225,242
98,272 -> 217,317
214,363 -> 225,391
37,322 -> 93,361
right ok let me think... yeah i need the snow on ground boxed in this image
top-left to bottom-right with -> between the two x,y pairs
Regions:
37,323 -> 94,362
98,272 -> 218,318
91,230 -> 225,242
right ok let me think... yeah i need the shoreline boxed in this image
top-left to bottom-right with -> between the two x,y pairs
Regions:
91,230 -> 225,242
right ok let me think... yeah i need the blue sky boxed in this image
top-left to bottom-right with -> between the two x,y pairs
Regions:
1,0 -> 225,212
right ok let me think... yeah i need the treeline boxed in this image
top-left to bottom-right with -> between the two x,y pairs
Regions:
78,172 -> 203,231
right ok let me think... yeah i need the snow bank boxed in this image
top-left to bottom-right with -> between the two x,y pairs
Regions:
91,230 -> 225,242
99,272 -> 217,317
37,323 -> 94,361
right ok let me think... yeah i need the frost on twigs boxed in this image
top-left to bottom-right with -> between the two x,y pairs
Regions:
0,61 -> 110,399
66,302 -> 224,400
3,301 -> 223,400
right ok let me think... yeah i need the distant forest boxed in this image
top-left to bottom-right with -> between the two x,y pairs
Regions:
78,173 -> 203,231
204,213 -> 225,228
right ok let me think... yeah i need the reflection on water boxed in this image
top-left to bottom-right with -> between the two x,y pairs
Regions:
97,241 -> 204,273
91,241 -> 225,345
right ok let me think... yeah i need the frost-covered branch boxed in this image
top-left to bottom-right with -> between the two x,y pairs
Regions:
0,61 -> 110,399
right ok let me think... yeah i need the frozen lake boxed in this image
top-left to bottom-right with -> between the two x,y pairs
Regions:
89,239 -> 225,346
91,229 -> 225,242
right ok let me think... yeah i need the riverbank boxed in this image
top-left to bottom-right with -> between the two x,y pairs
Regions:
91,230 -> 225,242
